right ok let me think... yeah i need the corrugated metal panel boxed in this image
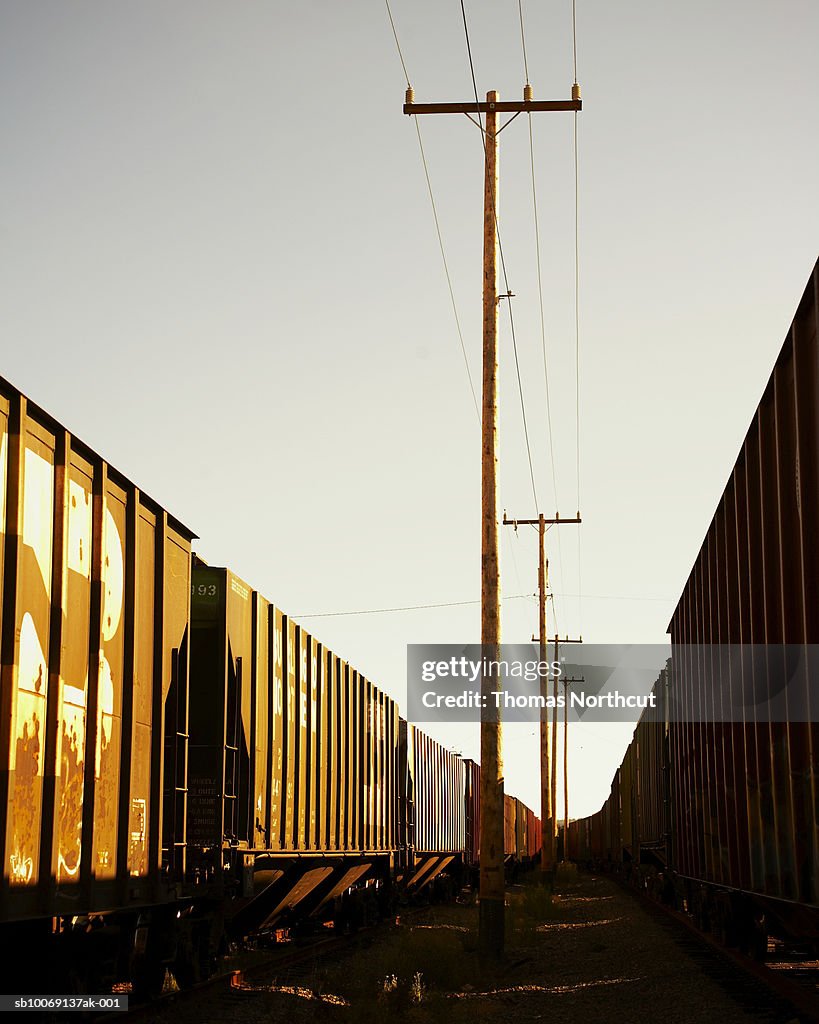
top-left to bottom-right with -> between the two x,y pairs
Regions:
271,607 -> 284,849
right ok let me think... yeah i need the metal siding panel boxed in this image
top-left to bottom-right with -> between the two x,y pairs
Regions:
126,505 -> 154,879
93,482 -> 126,880
759,395 -> 792,896
162,527 -> 191,879
317,643 -> 328,851
5,421 -> 55,889
774,356 -> 810,902
308,636 -> 318,849
294,628 -> 306,849
253,595 -> 270,849
271,608 -> 283,850
327,653 -> 338,850
342,662 -> 352,850
351,668 -> 360,849
724,472 -> 753,891
54,456 -> 94,885
791,284 -> 819,903
187,567 -> 226,853
745,423 -> 769,888
283,618 -> 296,850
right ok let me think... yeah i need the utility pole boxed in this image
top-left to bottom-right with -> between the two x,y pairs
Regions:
560,674 -> 585,859
404,83 -> 581,958
503,513 -> 580,877
550,637 -> 582,859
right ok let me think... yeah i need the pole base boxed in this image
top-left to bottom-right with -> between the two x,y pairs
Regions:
478,897 -> 505,957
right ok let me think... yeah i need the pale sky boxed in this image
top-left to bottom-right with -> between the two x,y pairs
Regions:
2,1 -> 817,817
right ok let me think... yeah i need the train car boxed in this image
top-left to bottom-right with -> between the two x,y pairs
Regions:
0,376 -> 548,992
572,261 -> 819,953
187,560 -> 399,940
463,758 -> 480,867
667,258 -> 819,948
633,672 -> 670,865
0,376 -> 195,993
526,806 -> 541,862
570,668 -> 669,868
462,760 -> 541,875
503,793 -> 516,860
398,722 -> 465,892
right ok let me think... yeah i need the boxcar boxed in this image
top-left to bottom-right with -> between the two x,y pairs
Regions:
399,722 -> 466,891
463,758 -> 481,866
572,261 -> 819,950
187,560 -> 399,936
526,806 -> 541,862
0,376 -> 195,990
668,259 -> 819,943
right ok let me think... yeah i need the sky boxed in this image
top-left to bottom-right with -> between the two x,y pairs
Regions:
2,1 -> 817,818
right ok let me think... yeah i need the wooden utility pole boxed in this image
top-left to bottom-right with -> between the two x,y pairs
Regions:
549,637 -> 582,859
551,635 -> 559,860
538,517 -> 549,875
404,84 -> 581,957
479,88 -> 504,957
560,674 -> 585,859
503,513 -> 580,877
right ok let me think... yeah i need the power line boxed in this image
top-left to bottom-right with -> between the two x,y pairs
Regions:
384,0 -> 480,424
516,0 -> 567,611
384,0 -> 410,86
572,0 -> 583,632
517,0 -> 530,85
414,117 -> 481,423
296,587 -> 673,619
459,0 -> 539,512
527,115 -> 560,516
296,593 -> 537,619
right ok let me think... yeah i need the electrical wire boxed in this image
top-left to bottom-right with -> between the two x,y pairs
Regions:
572,0 -> 583,633
527,115 -> 560,518
517,0 -> 567,610
385,0 -> 410,86
414,117 -> 481,423
384,0 -> 480,423
459,0 -> 539,512
517,0 -> 530,85
296,593 -> 537,619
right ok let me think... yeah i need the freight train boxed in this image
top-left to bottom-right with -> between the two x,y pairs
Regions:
0,376 -> 540,997
567,259 -> 819,955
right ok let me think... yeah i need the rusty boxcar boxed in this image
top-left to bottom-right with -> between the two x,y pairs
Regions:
570,260 -> 819,953
667,258 -> 819,946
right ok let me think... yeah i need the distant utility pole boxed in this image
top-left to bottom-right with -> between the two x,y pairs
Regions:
552,637 -> 582,860
405,83 -> 580,957
503,513 -> 580,877
560,674 -> 585,859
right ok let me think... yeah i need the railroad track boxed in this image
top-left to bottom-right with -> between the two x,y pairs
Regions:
111,903 -> 437,1022
616,876 -> 819,1024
